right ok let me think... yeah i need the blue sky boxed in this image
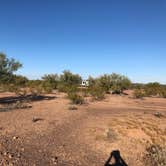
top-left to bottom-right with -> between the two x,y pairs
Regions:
0,0 -> 166,83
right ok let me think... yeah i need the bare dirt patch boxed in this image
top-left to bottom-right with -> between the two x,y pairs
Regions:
0,92 -> 165,165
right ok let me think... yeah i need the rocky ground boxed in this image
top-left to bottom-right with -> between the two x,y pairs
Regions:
0,92 -> 166,166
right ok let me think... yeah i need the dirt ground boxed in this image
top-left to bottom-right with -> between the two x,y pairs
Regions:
0,91 -> 166,166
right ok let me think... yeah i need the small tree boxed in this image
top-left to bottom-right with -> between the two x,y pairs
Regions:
97,74 -> 111,93
0,53 -> 22,83
110,73 -> 131,94
60,70 -> 82,86
42,74 -> 59,90
58,70 -> 82,92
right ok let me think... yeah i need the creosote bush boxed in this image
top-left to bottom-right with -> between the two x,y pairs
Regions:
89,85 -> 105,100
67,92 -> 84,105
144,82 -> 161,97
160,88 -> 166,98
57,83 -> 70,93
133,89 -> 145,99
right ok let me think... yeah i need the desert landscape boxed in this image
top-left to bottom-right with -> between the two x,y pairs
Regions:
1,1 -> 166,165
0,90 -> 166,166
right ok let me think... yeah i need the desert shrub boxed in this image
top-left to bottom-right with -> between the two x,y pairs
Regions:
131,83 -> 144,90
67,85 -> 84,104
67,92 -> 84,104
91,73 -> 131,94
12,75 -> 28,87
0,53 -> 22,84
161,91 -> 166,98
133,89 -> 145,99
160,88 -> 166,98
57,83 -> 68,92
81,88 -> 89,97
144,82 -> 161,97
60,70 -> 82,86
57,70 -> 81,93
66,85 -> 78,93
110,73 -> 131,94
89,85 -> 105,100
40,81 -> 54,94
42,74 -> 59,89
111,84 -> 122,94
57,83 -> 78,93
29,86 -> 43,96
97,74 -> 111,93
88,76 -> 96,87
27,80 -> 44,95
144,144 -> 166,166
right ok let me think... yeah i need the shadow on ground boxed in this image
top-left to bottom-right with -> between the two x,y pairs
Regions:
0,95 -> 56,104
105,150 -> 128,166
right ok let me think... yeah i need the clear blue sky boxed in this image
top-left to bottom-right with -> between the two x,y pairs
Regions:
0,0 -> 166,83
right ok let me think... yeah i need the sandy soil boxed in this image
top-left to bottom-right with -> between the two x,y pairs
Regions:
0,92 -> 166,166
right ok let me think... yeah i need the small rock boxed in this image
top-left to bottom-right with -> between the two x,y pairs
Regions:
52,156 -> 58,165
8,153 -> 13,159
3,152 -> 7,156
13,136 -> 18,140
21,148 -> 25,152
38,150 -> 42,153
32,117 -> 43,123
154,112 -> 163,118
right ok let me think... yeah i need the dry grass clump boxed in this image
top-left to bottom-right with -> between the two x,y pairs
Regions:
68,106 -> 78,110
144,144 -> 166,166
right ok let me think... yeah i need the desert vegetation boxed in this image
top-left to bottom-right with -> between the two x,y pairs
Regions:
1,53 -> 166,106
133,82 -> 166,99
144,144 -> 166,166
0,53 -> 133,104
0,53 -> 166,165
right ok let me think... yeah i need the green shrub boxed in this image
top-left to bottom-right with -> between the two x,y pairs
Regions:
110,73 -> 131,94
92,73 -> 131,94
67,92 -> 84,104
133,89 -> 145,99
111,84 -> 122,94
160,88 -> 166,98
89,85 -> 105,100
144,82 -> 161,97
0,53 -> 22,84
40,82 -> 54,94
42,74 -> 59,89
60,70 -> 82,86
97,74 -> 111,93
57,83 -> 71,93
81,88 -> 89,97
144,144 -> 166,166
